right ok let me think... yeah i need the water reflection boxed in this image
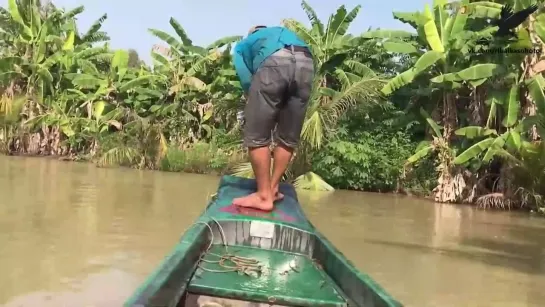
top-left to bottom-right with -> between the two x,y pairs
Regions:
0,156 -> 544,307
0,157 -> 215,306
298,190 -> 545,307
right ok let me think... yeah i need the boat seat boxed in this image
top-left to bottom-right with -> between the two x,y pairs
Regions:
187,245 -> 347,307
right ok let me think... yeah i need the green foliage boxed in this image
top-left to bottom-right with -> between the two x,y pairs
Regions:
3,0 -> 545,213
159,141 -> 245,175
378,0 -> 545,209
312,104 -> 429,192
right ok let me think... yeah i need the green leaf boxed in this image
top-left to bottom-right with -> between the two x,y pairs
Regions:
169,17 -> 193,45
37,67 -> 53,85
485,89 -> 506,105
381,70 -> 415,95
467,4 -> 502,19
118,75 -> 155,92
8,0 -> 33,39
413,50 -> 444,74
326,4 -> 361,45
505,129 -> 522,151
77,59 -> 99,75
454,138 -> 495,164
535,19 -> 545,42
423,4 -> 444,52
34,23 -> 49,64
93,101 -> 106,120
361,29 -> 415,39
469,1 -> 503,9
393,11 -> 424,28
151,51 -> 169,66
502,84 -> 520,128
434,0 -> 449,44
148,29 -> 182,50
456,64 -> 504,80
60,123 -> 75,137
381,50 -> 444,95
525,74 -> 545,112
63,31 -> 75,51
455,126 -> 497,139
42,51 -> 63,69
449,0 -> 469,38
0,57 -> 23,71
135,88 -> 163,98
111,49 -> 129,79
149,105 -> 161,113
420,108 -> 443,138
382,41 -> 418,54
293,172 -> 334,191
469,78 -> 487,87
206,35 -> 242,49
407,145 -> 434,163
72,74 -> 105,89
482,136 -> 506,162
431,64 -> 504,82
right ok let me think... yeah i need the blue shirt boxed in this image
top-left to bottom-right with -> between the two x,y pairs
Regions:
233,26 -> 308,93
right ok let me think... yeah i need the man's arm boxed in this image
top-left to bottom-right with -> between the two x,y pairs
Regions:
233,40 -> 252,94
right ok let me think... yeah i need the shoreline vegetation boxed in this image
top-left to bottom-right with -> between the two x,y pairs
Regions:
1,0 -> 544,215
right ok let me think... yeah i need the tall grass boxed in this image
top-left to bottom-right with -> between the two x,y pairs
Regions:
159,142 -> 246,174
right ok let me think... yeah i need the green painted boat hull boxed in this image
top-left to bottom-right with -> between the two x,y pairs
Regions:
124,175 -> 403,307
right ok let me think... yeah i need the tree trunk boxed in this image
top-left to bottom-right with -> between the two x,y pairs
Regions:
433,92 -> 466,203
524,15 -> 541,141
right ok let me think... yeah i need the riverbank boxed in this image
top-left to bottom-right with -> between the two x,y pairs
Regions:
1,144 -> 434,196
4,148 -> 545,219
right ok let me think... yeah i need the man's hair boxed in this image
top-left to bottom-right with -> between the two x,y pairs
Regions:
248,25 -> 267,35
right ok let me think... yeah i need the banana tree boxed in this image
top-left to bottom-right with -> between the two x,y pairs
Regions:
405,108 -> 468,202
453,67 -> 545,167
64,49 -> 157,108
453,82 -> 527,163
365,0 -> 518,202
149,18 -> 241,95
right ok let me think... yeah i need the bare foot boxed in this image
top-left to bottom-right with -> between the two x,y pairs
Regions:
272,185 -> 284,202
235,192 -> 274,211
233,193 -> 260,207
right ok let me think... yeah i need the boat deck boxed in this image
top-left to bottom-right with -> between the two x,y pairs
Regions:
188,244 -> 347,307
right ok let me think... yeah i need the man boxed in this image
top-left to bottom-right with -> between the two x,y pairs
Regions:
232,25 -> 315,211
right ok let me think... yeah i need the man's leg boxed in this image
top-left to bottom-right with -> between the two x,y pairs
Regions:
232,55 -> 289,210
270,144 -> 292,201
272,51 -> 315,199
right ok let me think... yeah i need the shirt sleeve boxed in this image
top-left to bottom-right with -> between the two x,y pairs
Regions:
233,40 -> 252,93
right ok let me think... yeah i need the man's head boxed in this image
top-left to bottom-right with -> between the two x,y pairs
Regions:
248,25 -> 267,36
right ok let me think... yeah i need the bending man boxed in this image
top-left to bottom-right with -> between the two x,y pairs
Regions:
232,25 -> 314,211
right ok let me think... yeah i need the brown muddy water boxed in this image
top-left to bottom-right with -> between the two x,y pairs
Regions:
0,156 -> 544,307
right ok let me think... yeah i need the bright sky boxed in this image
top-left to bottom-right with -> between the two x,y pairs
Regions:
3,0 -> 432,62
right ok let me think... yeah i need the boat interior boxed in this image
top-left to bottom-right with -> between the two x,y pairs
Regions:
129,218 -> 397,307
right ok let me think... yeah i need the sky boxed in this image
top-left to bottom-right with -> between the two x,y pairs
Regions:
3,0 -> 432,62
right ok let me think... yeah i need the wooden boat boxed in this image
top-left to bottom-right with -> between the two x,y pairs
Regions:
124,175 -> 402,307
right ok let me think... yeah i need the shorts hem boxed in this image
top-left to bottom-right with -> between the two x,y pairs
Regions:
274,136 -> 299,149
243,139 -> 272,148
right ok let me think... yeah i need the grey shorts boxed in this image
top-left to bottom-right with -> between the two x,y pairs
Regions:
243,47 -> 315,149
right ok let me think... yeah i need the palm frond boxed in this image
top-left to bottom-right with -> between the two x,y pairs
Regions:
293,171 -> 334,191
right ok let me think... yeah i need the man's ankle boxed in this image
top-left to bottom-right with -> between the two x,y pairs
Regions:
257,190 -> 273,201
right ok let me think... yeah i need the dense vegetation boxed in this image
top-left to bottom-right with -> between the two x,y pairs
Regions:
1,0 -> 544,214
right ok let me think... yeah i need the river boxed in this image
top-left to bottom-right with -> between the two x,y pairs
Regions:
0,156 -> 544,307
